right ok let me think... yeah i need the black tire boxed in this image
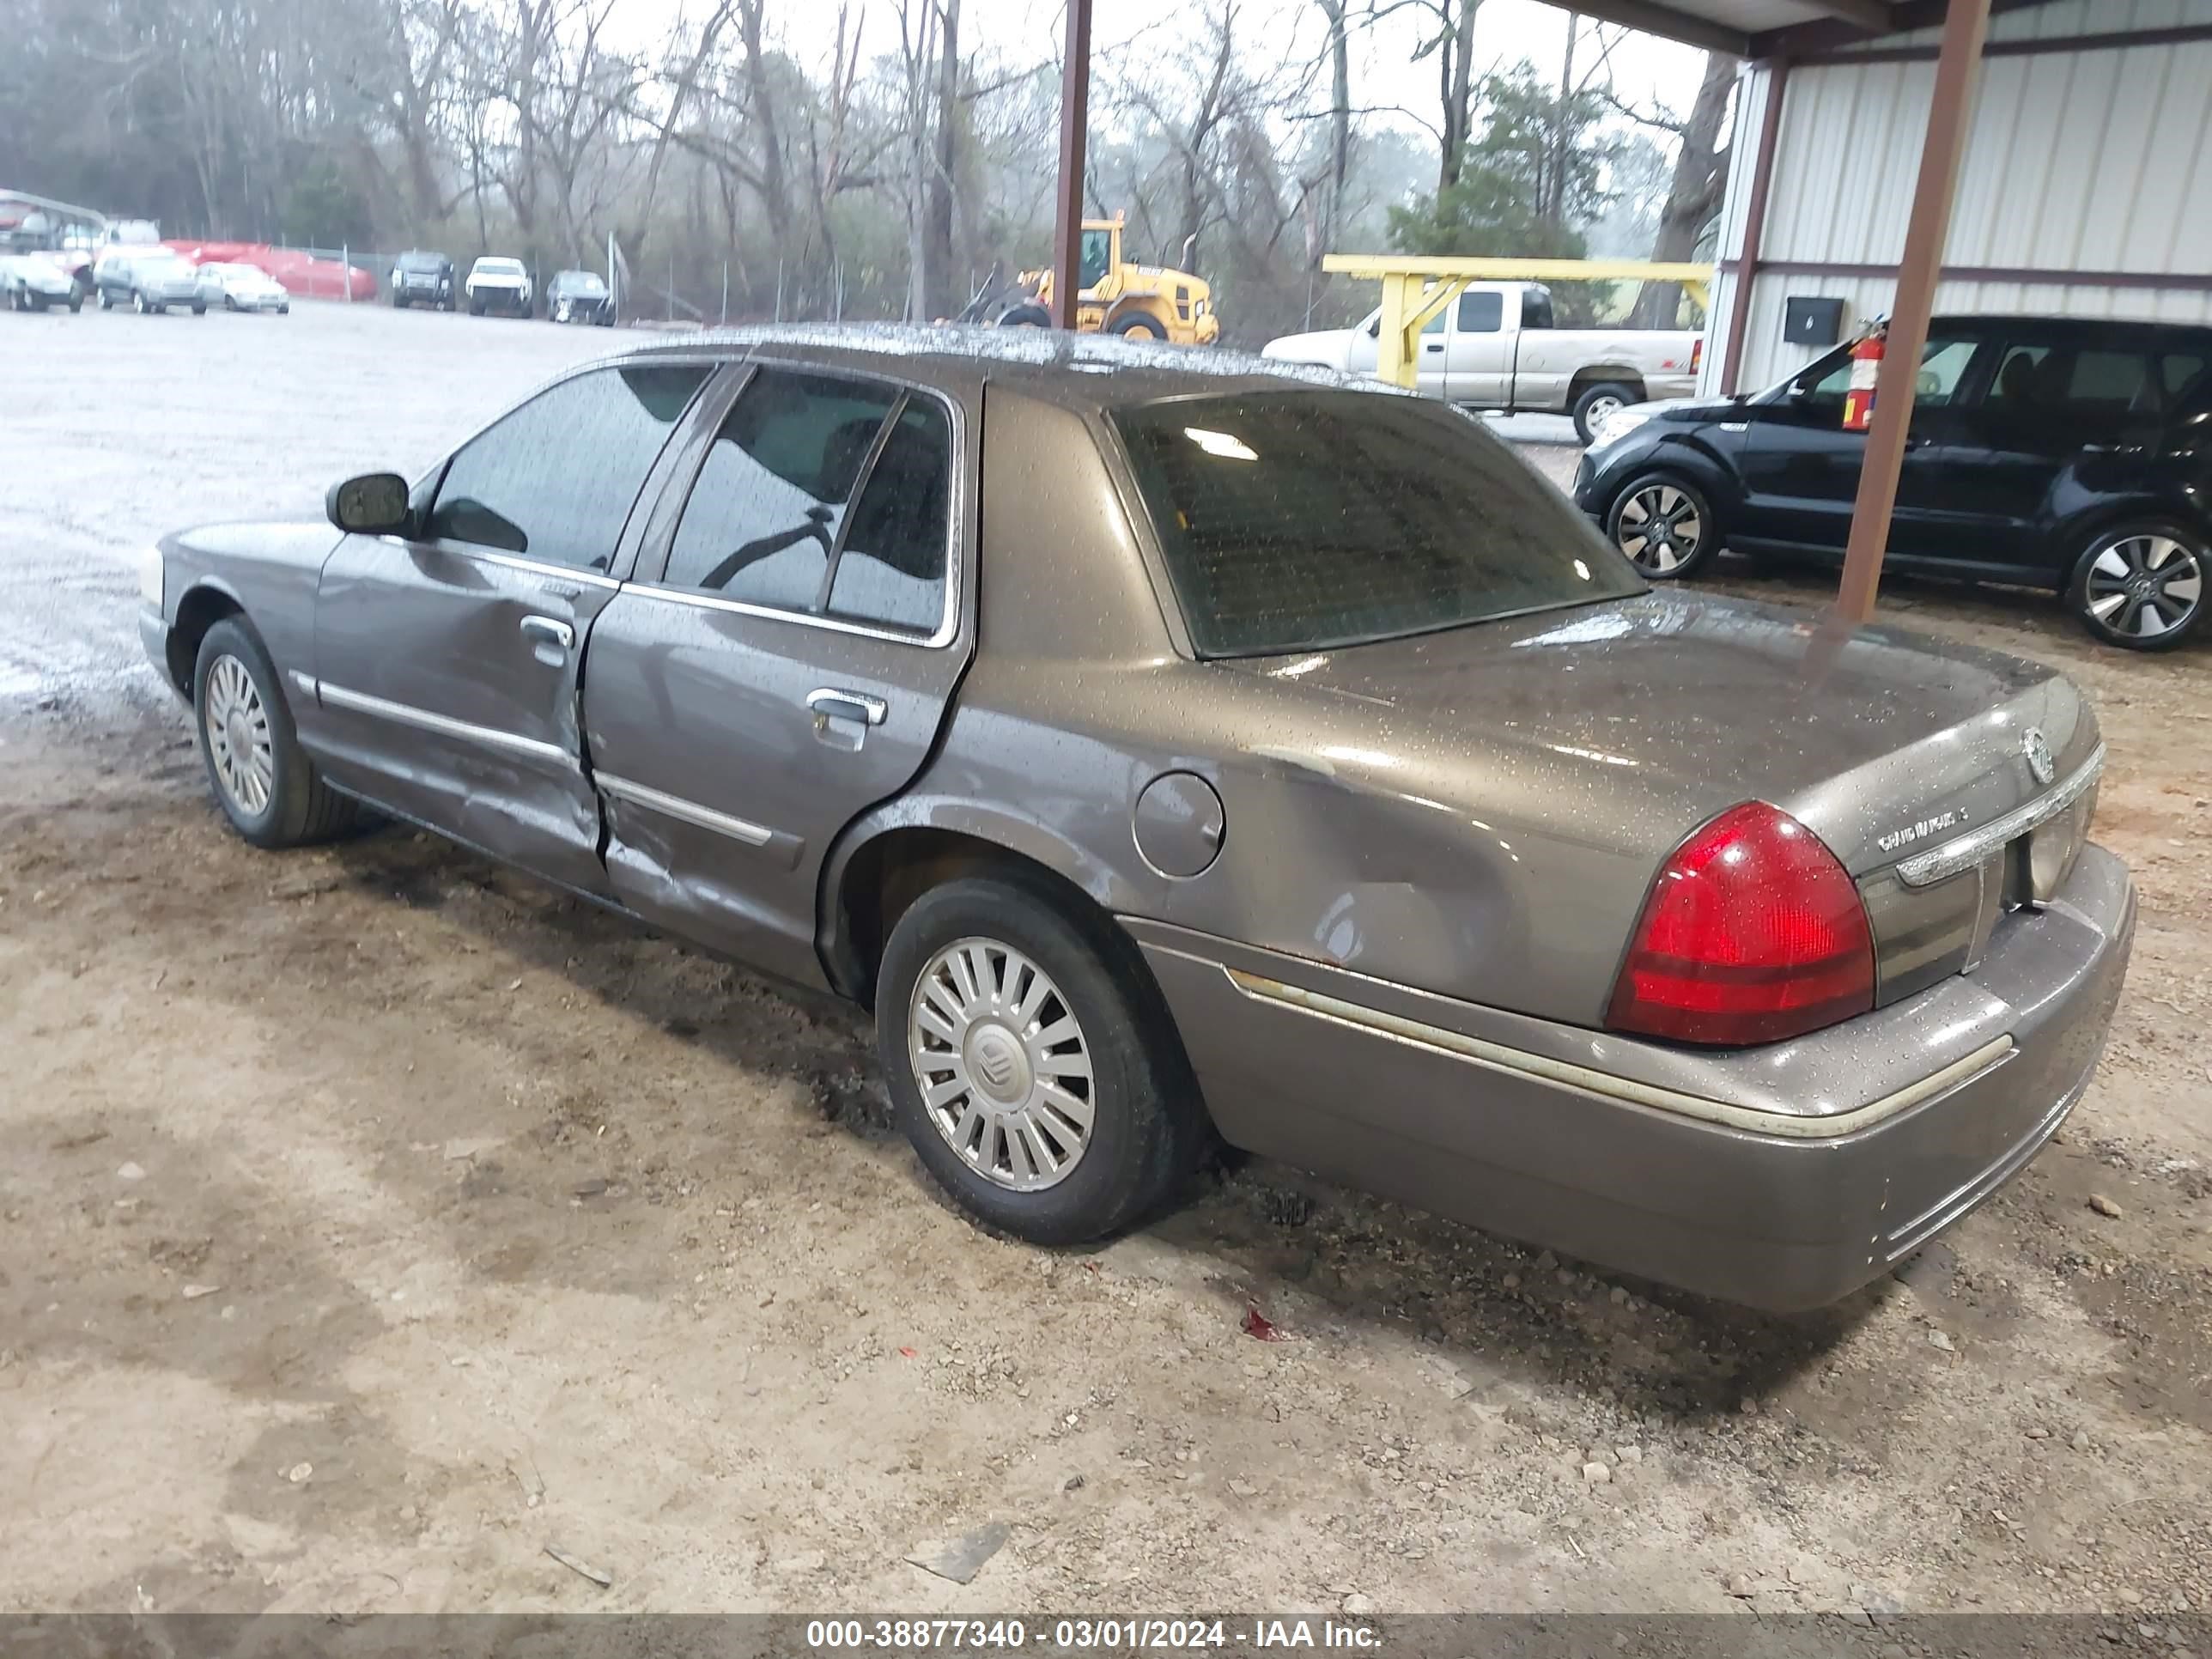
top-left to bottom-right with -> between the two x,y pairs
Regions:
132,289 -> 149,313
393,295 -> 409,309
191,301 -> 206,315
67,295 -> 82,313
2067,523 -> 2210,651
1572,380 -> 1642,446
99,289 -> 115,310
469,298 -> 483,316
191,619 -> 361,848
876,872 -> 1206,1245
998,302 -> 1051,329
1106,312 -> 1164,341
1604,471 -> 1722,580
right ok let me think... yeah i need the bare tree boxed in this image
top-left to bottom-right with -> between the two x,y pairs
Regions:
1610,51 -> 1736,325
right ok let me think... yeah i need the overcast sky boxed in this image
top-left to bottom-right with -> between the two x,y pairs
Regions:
642,0 -> 1718,151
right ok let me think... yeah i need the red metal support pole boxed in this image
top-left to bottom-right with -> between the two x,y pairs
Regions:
1834,0 -> 1991,623
1718,57 -> 1789,396
1050,0 -> 1093,330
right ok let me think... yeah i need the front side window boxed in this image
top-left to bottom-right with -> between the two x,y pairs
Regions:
1078,229 -> 1113,292
425,365 -> 708,568
1456,289 -> 1504,333
1113,391 -> 1642,658
660,368 -> 953,635
1801,336 -> 1977,407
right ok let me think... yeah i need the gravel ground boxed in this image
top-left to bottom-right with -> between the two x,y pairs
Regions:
1,301 -> 2208,1620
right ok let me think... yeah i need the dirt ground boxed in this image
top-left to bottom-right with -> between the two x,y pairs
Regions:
1,302 -> 2209,1620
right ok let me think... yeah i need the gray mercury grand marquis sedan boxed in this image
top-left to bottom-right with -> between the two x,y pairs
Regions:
138,327 -> 2134,1312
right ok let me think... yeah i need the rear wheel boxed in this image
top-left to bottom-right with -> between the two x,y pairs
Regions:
2069,525 -> 2209,650
100,289 -> 115,309
132,289 -> 149,313
998,302 -> 1051,328
1107,312 -> 1164,341
192,619 -> 362,848
1572,380 -> 1640,446
876,873 -> 1206,1244
1607,472 -> 1720,579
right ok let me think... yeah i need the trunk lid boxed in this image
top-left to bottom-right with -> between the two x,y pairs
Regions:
1231,587 -> 2095,878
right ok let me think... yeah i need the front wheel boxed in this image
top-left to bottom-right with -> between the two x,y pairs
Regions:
2069,525 -> 2209,650
1106,312 -> 1164,341
192,619 -> 362,848
876,873 -> 1206,1244
132,289 -> 149,313
1572,380 -> 1641,446
998,302 -> 1051,328
1606,472 -> 1721,579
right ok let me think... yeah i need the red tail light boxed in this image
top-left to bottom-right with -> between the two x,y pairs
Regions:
1607,801 -> 1874,1047
1690,337 -> 1705,375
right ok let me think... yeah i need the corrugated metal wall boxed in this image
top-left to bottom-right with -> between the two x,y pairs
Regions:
1698,0 -> 2212,394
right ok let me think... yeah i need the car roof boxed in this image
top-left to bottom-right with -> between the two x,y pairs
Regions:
618,323 -> 1405,412
1929,313 -> 2212,346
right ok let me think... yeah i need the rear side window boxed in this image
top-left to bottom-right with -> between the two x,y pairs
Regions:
2062,349 -> 2155,415
660,367 -> 953,635
1111,390 -> 1641,658
426,365 -> 708,568
2160,353 -> 2208,404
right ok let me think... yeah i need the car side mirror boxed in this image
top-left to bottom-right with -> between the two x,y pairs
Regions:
1365,318 -> 1381,338
1786,381 -> 1814,402
326,472 -> 411,536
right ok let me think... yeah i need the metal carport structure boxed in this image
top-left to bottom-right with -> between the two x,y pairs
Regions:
1046,0 -> 2210,622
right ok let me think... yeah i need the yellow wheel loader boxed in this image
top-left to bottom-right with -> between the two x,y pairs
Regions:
955,215 -> 1220,345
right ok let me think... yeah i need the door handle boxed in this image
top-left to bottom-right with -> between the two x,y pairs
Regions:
1423,341 -> 1443,353
806,688 -> 887,726
520,615 -> 574,649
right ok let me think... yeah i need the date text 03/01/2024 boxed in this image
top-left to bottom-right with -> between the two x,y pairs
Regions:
802,1619 -> 1384,1650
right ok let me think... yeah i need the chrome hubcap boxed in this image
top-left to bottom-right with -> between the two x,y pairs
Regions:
1584,394 -> 1625,430
2085,534 -> 2203,639
1616,484 -> 1703,573
204,655 -> 274,817
909,937 -> 1094,1192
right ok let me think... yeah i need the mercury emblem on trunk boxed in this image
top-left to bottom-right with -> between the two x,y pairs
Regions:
2022,728 -> 2056,787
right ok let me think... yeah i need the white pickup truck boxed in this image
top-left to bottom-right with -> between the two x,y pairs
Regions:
1263,281 -> 1703,444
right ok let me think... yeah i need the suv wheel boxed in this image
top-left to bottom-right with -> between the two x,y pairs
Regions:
875,873 -> 1207,1244
1606,472 -> 1720,578
2069,525 -> 2208,650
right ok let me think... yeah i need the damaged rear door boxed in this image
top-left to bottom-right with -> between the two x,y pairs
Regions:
575,359 -> 975,988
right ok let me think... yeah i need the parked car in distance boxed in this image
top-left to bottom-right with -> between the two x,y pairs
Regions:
546,269 -> 614,326
1263,282 -> 1703,442
465,256 -> 532,317
140,328 -> 2132,1313
1574,315 -> 2212,652
1,252 -> 82,312
94,249 -> 207,314
392,250 -> 456,310
198,261 -> 291,313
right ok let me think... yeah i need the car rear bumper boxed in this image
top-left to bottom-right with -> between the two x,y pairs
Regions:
1127,846 -> 2133,1312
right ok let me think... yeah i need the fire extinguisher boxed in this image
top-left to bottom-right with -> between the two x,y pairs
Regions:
1842,324 -> 1886,432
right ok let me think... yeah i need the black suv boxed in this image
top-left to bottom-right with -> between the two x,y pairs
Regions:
1574,315 -> 2212,650
391,250 -> 456,310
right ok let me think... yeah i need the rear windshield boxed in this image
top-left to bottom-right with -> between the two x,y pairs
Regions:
1111,390 -> 1642,657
